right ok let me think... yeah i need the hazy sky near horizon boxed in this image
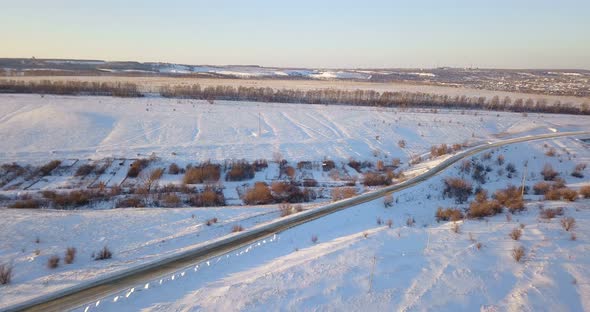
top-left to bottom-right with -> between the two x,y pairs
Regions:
1,0 -> 589,69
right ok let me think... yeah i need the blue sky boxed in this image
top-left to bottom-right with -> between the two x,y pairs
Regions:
1,0 -> 589,69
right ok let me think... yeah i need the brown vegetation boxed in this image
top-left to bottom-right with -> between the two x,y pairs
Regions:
435,207 -> 464,222
64,247 -> 76,265
561,217 -> 576,231
331,187 -> 357,201
512,246 -> 525,262
94,246 -> 113,260
443,178 -> 473,204
539,207 -> 564,219
243,182 -> 274,205
0,264 -> 12,285
183,163 -> 221,184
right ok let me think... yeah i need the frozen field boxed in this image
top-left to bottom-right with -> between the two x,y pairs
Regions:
1,94 -> 589,164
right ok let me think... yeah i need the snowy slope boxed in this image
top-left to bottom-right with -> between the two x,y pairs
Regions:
1,94 -> 589,164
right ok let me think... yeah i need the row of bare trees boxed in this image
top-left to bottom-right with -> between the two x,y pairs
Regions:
0,79 -> 141,97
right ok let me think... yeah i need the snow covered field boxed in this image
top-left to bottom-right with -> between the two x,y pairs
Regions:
1,93 -> 590,311
1,94 -> 589,164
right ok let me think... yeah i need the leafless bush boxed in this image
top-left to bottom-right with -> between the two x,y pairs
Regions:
430,144 -> 450,158
271,181 -> 305,203
39,160 -> 61,176
541,164 -> 559,181
497,154 -> 505,166
512,246 -> 525,262
467,190 -> 502,218
363,171 -> 392,186
533,181 -> 552,195
168,163 -> 181,175
127,159 -> 150,178
311,235 -> 318,244
9,199 -> 41,209
459,160 -> 471,174
443,177 -> 473,204
75,164 -> 96,176
406,217 -> 415,227
302,178 -> 318,187
435,207 -> 464,222
539,207 -> 564,219
231,225 -> 244,232
206,217 -> 218,226
64,247 -> 76,264
162,193 -> 182,207
243,182 -> 274,205
226,160 -> 256,181
376,217 -> 383,225
494,186 -> 524,213
545,147 -> 557,157
47,255 -> 60,269
571,163 -> 586,178
509,228 -> 522,240
476,242 -> 483,250
0,264 -> 13,284
322,160 -> 336,172
561,217 -> 576,231
581,185 -> 590,198
571,233 -> 577,241
115,196 -> 145,208
183,162 -> 221,184
384,194 -> 394,208
94,246 -> 112,260
189,186 -> 226,207
398,140 -> 407,148
386,219 -> 393,228
331,187 -> 357,201
545,188 -> 578,201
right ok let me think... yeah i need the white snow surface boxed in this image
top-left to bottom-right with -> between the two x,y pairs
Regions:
1,94 -> 589,164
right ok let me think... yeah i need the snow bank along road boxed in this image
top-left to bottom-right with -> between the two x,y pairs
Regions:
4,131 -> 589,312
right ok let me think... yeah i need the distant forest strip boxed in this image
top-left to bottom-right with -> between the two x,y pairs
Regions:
1,79 -> 589,115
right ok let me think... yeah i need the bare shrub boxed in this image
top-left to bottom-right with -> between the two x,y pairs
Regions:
545,147 -> 556,157
581,185 -> 590,198
231,225 -> 244,232
494,186 -> 524,213
443,178 -> 472,204
467,190 -> 502,218
430,144 -> 450,158
541,164 -> 559,181
95,246 -> 112,260
363,171 -> 392,186
571,163 -> 586,178
183,163 -> 221,184
206,217 -> 218,226
509,228 -> 522,240
64,247 -> 76,264
512,246 -> 525,262
47,255 -> 60,269
539,207 -> 564,219
331,187 -> 357,201
226,160 -> 256,181
398,140 -> 407,148
384,194 -> 394,208
386,219 -> 393,228
376,160 -> 385,171
127,159 -> 150,178
435,207 -> 464,222
311,235 -> 318,244
162,193 -> 181,207
168,163 -> 181,175
9,199 -> 41,209
271,181 -> 304,203
243,182 -> 274,205
0,264 -> 13,285
39,160 -> 61,176
571,233 -> 577,241
497,154 -> 505,166
376,217 -> 383,225
459,160 -> 471,174
533,181 -> 552,195
476,242 -> 483,250
451,223 -> 460,234
322,160 -> 336,172
406,217 -> 415,227
561,188 -> 578,201
75,164 -> 96,177
115,196 -> 145,208
302,178 -> 318,187
561,217 -> 576,231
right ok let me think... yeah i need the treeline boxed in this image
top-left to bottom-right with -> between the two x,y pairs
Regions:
1,79 -> 588,115
161,84 -> 590,115
0,79 -> 142,97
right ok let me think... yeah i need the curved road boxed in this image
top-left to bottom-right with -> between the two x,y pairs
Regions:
4,130 -> 589,312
